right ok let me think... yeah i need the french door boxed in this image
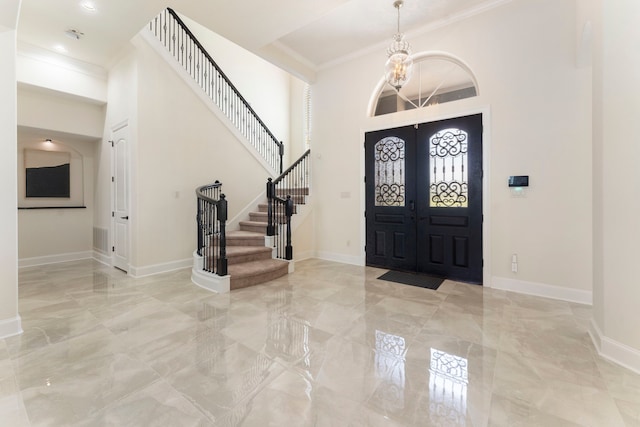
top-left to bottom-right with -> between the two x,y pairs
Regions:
365,114 -> 483,284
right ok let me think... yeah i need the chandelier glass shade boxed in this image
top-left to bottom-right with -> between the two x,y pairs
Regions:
385,0 -> 413,90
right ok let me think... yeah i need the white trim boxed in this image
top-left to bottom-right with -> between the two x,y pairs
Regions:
0,315 -> 23,340
128,258 -> 192,278
18,251 -> 93,268
491,276 -> 593,305
111,119 -> 128,133
316,251 -> 364,267
191,251 -> 230,293
110,121 -> 131,273
17,41 -> 108,80
590,319 -> 640,375
136,31 -> 277,177
92,250 -> 111,266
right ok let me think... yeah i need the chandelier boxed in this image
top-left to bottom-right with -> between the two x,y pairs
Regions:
384,0 -> 413,90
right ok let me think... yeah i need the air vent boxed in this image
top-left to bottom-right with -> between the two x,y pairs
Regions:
65,29 -> 84,40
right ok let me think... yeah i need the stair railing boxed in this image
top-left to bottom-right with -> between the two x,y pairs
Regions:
196,180 -> 228,276
149,8 -> 284,173
266,150 -> 311,260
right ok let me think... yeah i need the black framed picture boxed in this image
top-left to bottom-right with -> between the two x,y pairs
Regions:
24,149 -> 71,198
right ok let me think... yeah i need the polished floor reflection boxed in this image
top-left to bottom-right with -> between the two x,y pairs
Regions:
2,259 -> 639,426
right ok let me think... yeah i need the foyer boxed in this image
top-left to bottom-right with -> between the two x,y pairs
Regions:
3,259 -> 638,425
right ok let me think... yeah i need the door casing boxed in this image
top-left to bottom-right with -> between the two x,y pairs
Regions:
111,120 -> 130,273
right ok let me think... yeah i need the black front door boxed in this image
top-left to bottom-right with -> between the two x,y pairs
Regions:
365,114 -> 483,283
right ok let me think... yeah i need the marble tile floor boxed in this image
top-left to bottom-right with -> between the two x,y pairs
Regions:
1,258 -> 639,426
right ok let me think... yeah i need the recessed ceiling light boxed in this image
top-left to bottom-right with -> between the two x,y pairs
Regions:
81,2 -> 96,12
54,45 -> 67,53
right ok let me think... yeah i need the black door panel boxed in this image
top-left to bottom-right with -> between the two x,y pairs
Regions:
365,114 -> 483,284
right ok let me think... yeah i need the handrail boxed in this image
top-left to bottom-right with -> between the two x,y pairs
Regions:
196,180 -> 228,276
273,149 -> 311,186
266,150 -> 311,260
150,8 -> 284,173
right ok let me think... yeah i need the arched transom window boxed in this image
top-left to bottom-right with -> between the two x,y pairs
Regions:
370,52 -> 479,117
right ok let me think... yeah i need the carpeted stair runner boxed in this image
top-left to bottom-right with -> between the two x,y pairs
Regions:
220,187 -> 308,289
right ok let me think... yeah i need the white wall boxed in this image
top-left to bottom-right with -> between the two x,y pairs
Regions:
16,43 -> 108,104
288,76 -> 308,161
15,68 -> 104,266
96,35 -> 280,271
0,0 -> 21,338
312,0 -> 592,296
95,46 -> 138,261
17,86 -> 105,139
17,135 -> 96,263
591,0 -> 640,371
179,14 -> 296,164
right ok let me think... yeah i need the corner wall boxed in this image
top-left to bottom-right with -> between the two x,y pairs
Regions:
0,0 -> 22,339
591,0 -> 640,373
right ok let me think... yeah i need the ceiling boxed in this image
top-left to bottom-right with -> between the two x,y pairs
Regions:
17,0 -> 509,79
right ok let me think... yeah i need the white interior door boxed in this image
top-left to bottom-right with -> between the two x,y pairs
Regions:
112,125 -> 130,272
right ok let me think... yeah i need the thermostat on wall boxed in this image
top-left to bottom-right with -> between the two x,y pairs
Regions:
508,176 -> 529,187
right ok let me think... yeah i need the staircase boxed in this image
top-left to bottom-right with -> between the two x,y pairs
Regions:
211,192 -> 308,289
148,8 -> 311,292
230,202 -> 287,289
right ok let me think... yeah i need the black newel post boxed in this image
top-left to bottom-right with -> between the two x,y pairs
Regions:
266,178 -> 275,236
196,198 -> 203,256
285,195 -> 293,260
279,143 -> 284,175
217,194 -> 228,276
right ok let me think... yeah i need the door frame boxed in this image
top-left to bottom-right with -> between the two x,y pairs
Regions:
360,106 -> 492,286
110,119 -> 131,273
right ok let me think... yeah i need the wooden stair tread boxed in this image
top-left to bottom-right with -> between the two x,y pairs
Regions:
225,246 -> 271,256
239,220 -> 268,227
227,230 -> 265,239
228,259 -> 288,278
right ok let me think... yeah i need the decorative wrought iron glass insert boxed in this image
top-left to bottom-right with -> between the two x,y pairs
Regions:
375,137 -> 406,207
429,128 -> 468,207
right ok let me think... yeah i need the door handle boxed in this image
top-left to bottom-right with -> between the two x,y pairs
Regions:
121,216 -> 129,220
409,200 -> 415,212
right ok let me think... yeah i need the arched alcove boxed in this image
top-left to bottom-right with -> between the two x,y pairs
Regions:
368,51 -> 479,117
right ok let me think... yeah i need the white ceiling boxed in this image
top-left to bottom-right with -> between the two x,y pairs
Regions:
17,0 -> 509,77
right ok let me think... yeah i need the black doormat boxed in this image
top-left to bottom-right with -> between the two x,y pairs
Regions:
377,270 -> 444,290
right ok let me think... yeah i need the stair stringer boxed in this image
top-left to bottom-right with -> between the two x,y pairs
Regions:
135,31 -> 278,178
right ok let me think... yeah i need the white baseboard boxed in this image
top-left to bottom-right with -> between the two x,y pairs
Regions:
590,319 -> 640,375
129,258 -> 192,278
19,251 -> 93,268
0,315 -> 23,340
92,250 -> 111,266
316,251 -> 365,267
490,276 -> 592,305
294,250 -> 315,262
